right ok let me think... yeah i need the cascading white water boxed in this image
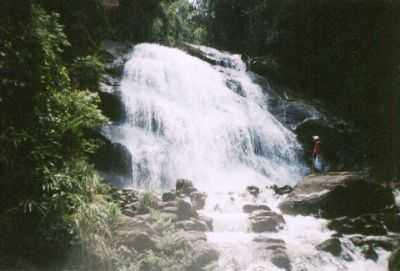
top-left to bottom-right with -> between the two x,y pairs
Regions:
106,43 -> 390,271
106,43 -> 305,191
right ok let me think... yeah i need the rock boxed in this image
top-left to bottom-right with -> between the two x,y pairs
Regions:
362,245 -> 378,261
270,185 -> 294,195
253,237 -> 291,271
115,216 -> 156,252
178,227 -> 219,271
328,215 -> 387,236
121,208 -> 136,217
350,236 -> 399,251
162,191 -> 176,202
189,240 -> 220,271
161,206 -> 178,215
249,210 -> 285,233
176,179 -> 196,196
243,204 -> 271,214
294,118 -> 366,171
177,199 -> 198,221
226,79 -> 246,97
92,137 -> 133,186
253,237 -> 286,246
200,215 -> 214,231
271,250 -> 292,271
246,186 -> 260,197
191,192 -> 207,210
176,219 -> 209,232
177,231 -> 208,243
316,238 -> 342,257
98,91 -> 125,123
383,214 -> 400,233
279,172 -> 395,219
389,247 -> 400,271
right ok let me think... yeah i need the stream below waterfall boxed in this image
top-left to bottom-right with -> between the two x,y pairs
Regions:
103,43 -> 391,271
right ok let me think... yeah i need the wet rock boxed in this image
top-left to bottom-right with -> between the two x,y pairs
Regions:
98,91 -> 125,123
242,204 -> 271,214
246,186 -> 260,197
279,172 -> 394,219
178,231 -> 219,271
383,214 -> 400,233
92,138 -> 133,186
253,237 -> 291,271
328,215 -> 387,236
389,247 -> 400,271
226,79 -> 246,97
176,219 -> 209,232
361,245 -> 378,261
188,240 -> 219,270
191,192 -> 207,210
162,191 -> 176,202
271,250 -> 292,271
121,208 -> 136,217
249,210 -> 285,233
270,185 -> 293,195
177,199 -> 198,221
200,215 -> 214,232
316,238 -> 342,257
115,216 -> 156,252
350,236 -> 400,251
177,231 -> 207,243
176,179 -> 196,196
161,206 -> 178,217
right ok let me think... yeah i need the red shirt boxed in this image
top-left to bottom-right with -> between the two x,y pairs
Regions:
313,141 -> 321,156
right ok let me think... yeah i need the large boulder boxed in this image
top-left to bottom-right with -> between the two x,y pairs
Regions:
190,192 -> 207,210
92,137 -> 133,186
328,214 -> 388,236
98,91 -> 125,123
178,229 -> 219,271
279,172 -> 395,219
176,179 -> 196,196
246,186 -> 260,197
189,240 -> 219,271
389,248 -> 400,271
242,204 -> 271,214
269,185 -> 293,195
249,210 -> 285,233
162,191 -> 177,202
177,199 -> 198,221
350,236 -> 400,252
253,237 -> 292,271
114,216 -> 156,252
294,119 -> 366,171
316,238 -> 342,257
176,219 -> 209,232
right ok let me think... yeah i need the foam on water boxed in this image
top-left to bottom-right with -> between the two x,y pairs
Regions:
107,43 -> 389,271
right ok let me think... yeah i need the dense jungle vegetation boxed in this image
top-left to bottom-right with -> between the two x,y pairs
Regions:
0,0 -> 399,269
0,0 -> 205,269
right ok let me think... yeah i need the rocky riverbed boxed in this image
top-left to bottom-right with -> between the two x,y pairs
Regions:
110,179 -> 219,271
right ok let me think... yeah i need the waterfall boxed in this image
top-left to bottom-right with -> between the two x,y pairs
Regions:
105,43 -> 305,191
105,43 -> 389,271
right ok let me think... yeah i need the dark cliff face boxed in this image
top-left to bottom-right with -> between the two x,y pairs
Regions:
207,0 -> 400,180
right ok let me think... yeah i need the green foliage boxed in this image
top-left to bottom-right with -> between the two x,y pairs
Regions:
138,192 -> 159,212
37,0 -> 109,57
115,0 -> 208,45
157,0 -> 208,44
0,3 -> 115,267
70,55 -> 105,91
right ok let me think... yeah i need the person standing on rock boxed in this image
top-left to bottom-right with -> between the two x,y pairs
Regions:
312,135 -> 323,173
